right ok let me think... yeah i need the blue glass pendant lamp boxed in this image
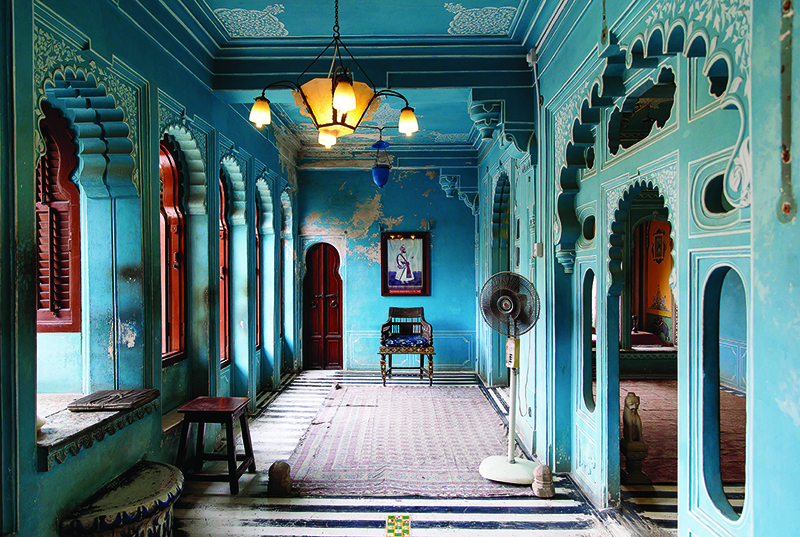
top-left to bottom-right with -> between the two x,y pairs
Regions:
371,137 -> 391,188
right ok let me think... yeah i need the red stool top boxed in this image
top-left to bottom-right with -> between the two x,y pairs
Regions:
178,396 -> 250,414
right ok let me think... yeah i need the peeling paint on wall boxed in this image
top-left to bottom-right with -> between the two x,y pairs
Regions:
422,189 -> 433,197
382,216 -> 404,230
119,319 -> 138,348
350,193 -> 383,239
350,243 -> 381,264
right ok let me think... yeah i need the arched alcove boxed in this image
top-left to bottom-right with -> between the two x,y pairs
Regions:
36,67 -> 142,396
702,266 -> 747,520
280,188 -> 296,373
582,268 -> 597,412
255,174 -> 276,392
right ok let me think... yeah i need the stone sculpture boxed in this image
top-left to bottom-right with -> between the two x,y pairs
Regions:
532,464 -> 556,498
267,460 -> 293,496
620,392 -> 650,484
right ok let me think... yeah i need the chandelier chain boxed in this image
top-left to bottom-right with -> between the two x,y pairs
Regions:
333,0 -> 340,37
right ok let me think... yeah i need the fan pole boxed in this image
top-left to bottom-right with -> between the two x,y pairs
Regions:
507,349 -> 518,463
478,336 -> 537,485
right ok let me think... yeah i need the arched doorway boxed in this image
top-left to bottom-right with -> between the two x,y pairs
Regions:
303,243 -> 343,369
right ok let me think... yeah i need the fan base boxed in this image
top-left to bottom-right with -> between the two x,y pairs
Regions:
478,455 -> 537,485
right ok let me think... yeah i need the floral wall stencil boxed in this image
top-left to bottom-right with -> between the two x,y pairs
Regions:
644,0 -> 751,76
445,3 -> 516,35
214,4 -> 289,38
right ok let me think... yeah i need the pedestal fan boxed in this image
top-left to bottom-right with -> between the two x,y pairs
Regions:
478,271 -> 540,485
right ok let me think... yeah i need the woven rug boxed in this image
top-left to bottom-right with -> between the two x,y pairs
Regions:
619,380 -> 746,484
287,385 -> 533,497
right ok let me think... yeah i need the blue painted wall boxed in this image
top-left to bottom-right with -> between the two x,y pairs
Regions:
297,168 -> 477,371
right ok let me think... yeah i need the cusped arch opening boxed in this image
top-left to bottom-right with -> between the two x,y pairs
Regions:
608,67 -> 676,156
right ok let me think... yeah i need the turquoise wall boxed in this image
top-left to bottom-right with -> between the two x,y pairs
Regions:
297,168 -> 477,371
37,333 -> 82,393
2,1 -> 290,534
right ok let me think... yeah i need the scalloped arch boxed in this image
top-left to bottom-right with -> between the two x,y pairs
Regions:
665,21 -> 687,54
163,123 -> 207,215
255,171 -> 275,234
607,180 -> 677,297
646,25 -> 666,56
554,8 -> 748,273
280,188 -> 293,234
40,68 -> 136,199
220,155 -> 246,226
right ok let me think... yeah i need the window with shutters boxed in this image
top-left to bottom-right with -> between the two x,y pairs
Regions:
36,102 -> 80,333
159,140 -> 187,366
219,171 -> 231,368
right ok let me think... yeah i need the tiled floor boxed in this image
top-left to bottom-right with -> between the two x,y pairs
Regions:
173,370 -> 615,537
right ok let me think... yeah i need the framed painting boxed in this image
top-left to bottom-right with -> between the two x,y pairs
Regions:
381,231 -> 430,296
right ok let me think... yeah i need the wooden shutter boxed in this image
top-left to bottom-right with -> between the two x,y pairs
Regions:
219,171 -> 231,368
36,102 -> 80,332
159,141 -> 186,365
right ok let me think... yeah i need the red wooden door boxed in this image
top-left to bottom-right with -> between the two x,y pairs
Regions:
304,243 -> 343,369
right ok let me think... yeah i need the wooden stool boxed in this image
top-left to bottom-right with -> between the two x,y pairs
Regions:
175,396 -> 256,494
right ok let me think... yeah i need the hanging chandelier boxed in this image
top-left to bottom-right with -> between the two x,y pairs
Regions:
248,0 -> 419,148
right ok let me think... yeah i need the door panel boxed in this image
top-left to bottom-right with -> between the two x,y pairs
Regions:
304,243 -> 343,369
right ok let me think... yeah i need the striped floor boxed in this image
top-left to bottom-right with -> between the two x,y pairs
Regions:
173,370 -> 614,537
622,483 -> 745,535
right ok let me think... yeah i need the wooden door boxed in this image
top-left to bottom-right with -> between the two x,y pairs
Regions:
304,243 -> 343,369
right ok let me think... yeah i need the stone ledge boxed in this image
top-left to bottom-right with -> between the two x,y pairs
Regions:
37,399 -> 159,472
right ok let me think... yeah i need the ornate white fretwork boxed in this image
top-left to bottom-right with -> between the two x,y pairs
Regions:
445,3 -> 516,35
213,5 -> 289,38
644,0 -> 751,77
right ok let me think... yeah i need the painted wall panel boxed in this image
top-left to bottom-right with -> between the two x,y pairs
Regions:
297,168 -> 477,372
36,333 -> 82,393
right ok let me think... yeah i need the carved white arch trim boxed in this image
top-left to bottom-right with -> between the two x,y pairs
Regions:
220,155 -> 246,226
163,123 -> 207,215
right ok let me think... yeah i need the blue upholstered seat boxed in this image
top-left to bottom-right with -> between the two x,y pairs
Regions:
384,335 -> 429,348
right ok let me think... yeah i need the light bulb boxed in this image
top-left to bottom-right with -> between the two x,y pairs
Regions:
333,79 -> 356,113
398,106 -> 418,136
318,132 -> 337,148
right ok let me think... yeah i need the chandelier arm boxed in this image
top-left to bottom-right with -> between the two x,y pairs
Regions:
374,89 -> 411,107
259,81 -> 302,96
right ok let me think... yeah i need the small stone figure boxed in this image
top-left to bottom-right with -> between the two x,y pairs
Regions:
267,461 -> 293,496
621,392 -> 650,484
532,464 -> 555,498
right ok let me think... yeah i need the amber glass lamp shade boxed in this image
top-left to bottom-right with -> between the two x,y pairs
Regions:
318,131 -> 337,148
295,78 -> 378,138
249,96 -> 272,128
398,107 -> 419,136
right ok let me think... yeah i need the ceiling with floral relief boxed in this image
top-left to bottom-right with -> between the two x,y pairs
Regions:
203,1 -> 530,40
177,1 -> 546,149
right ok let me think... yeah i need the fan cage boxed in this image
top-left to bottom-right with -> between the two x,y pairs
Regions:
479,271 -> 540,337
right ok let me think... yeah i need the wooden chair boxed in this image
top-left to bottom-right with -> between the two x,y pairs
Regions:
378,307 -> 435,385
